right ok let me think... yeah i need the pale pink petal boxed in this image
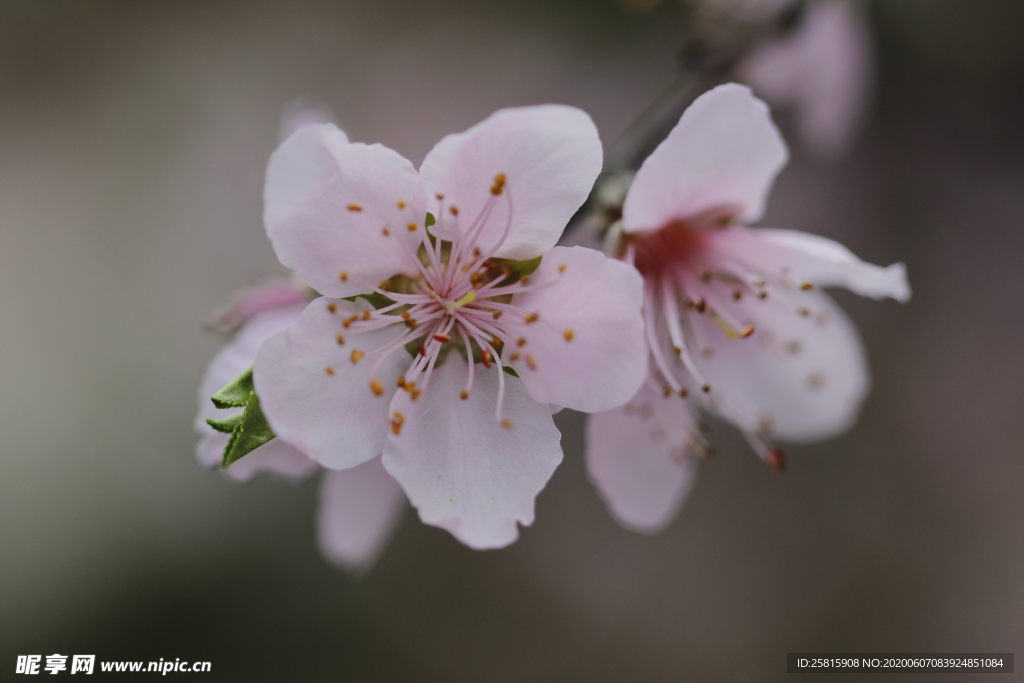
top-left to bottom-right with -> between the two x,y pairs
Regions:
709,226 -> 910,301
687,288 -> 871,442
381,355 -> 562,549
195,304 -> 318,483
418,105 -> 602,261
586,383 -> 701,533
221,439 -> 319,484
254,298 -> 409,470
622,83 -> 789,232
737,0 -> 873,157
264,123 -> 423,298
317,458 -> 407,575
202,278 -> 311,334
502,246 -> 647,413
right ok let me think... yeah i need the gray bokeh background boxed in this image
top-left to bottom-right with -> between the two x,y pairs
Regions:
1,1 -> 1022,680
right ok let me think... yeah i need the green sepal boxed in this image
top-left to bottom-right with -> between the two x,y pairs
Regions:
208,365 -> 277,467
221,393 -> 276,468
344,292 -> 395,310
503,366 -> 520,378
206,412 -> 243,434
211,367 -> 255,409
425,212 -> 436,228
494,255 -> 543,278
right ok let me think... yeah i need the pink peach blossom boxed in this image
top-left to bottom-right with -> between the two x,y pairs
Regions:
255,106 -> 648,548
588,83 -> 908,532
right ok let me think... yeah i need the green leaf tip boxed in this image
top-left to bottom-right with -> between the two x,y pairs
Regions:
206,412 -> 243,434
221,393 -> 276,468
425,212 -> 436,228
207,365 -> 277,468
211,367 -> 254,409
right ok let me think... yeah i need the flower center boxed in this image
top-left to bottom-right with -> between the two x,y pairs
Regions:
325,175 -> 566,428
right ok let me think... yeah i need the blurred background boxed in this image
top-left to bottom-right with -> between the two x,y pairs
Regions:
1,0 -> 1022,680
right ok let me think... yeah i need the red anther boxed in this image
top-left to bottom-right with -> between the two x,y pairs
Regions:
481,350 -> 493,368
433,333 -> 451,343
417,344 -> 427,357
695,298 -> 707,313
767,448 -> 786,473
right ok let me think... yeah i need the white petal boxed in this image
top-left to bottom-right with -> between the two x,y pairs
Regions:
503,246 -> 647,413
418,105 -> 602,261
689,289 -> 870,441
195,304 -> 317,483
622,83 -> 788,232
317,458 -> 406,575
710,225 -> 910,301
254,298 -> 410,470
586,383 -> 700,533
382,355 -> 562,549
264,123 -> 423,298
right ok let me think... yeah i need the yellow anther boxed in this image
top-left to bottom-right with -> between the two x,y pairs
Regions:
563,329 -> 574,342
558,263 -> 567,273
525,354 -> 538,371
339,271 -> 348,282
336,333 -> 345,345
397,377 -> 407,388
702,383 -> 711,393
516,337 -> 526,347
350,349 -> 364,364
800,283 -> 813,291
347,203 -> 363,212
664,387 -> 672,397
524,312 -> 539,324
396,200 -> 406,209
407,223 -> 418,232
401,311 -> 411,319
404,381 -> 416,393
501,419 -> 513,429
370,379 -> 384,396
450,206 -> 459,215
325,367 -> 335,376
327,303 -> 337,314
362,310 -> 371,321
509,352 -> 520,362
492,311 -> 502,320
490,173 -> 507,196
679,388 -> 688,398
382,227 -> 390,236
733,290 -> 742,301
460,390 -> 469,400
411,389 -> 422,401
